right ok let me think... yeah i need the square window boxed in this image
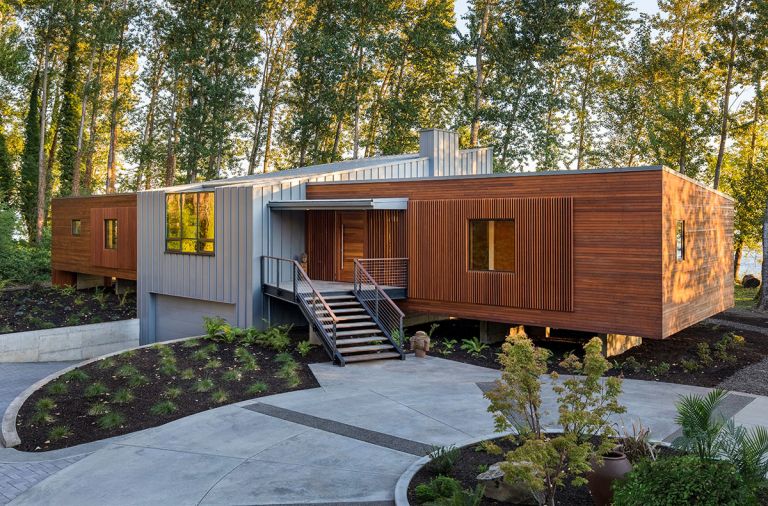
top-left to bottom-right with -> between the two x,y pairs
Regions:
71,219 -> 81,236
104,219 -> 118,250
469,220 -> 515,272
165,191 -> 215,255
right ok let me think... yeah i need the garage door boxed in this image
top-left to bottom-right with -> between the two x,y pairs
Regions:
154,295 -> 236,341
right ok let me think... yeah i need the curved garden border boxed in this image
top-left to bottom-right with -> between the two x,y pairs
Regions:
1,335 -> 199,449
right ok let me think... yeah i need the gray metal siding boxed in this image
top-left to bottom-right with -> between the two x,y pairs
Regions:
138,185 -> 253,343
459,147 -> 494,175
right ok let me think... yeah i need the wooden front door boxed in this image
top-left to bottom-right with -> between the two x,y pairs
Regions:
336,211 -> 366,282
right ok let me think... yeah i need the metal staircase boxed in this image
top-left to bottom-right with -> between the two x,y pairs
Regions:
261,256 -> 406,366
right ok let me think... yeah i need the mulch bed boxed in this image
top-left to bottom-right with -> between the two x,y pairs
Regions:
0,284 -> 136,334
16,332 -> 328,452
408,316 -> 768,390
407,435 -> 679,506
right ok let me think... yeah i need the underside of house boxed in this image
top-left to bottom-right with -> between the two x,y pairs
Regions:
51,129 -> 734,366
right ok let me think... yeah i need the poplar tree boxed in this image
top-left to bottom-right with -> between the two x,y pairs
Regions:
20,72 -> 41,239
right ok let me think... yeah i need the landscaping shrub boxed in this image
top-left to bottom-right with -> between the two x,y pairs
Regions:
414,476 -> 462,503
296,340 -> 313,357
426,445 -> 460,475
246,382 -> 268,395
150,401 -> 178,416
612,455 -> 756,506
0,207 -> 50,284
459,337 -> 488,357
254,324 -> 292,351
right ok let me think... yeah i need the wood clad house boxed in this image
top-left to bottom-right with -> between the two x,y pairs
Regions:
51,193 -> 137,288
52,129 -> 733,365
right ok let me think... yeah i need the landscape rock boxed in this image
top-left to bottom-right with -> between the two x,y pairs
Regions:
742,275 -> 761,289
476,462 -> 537,504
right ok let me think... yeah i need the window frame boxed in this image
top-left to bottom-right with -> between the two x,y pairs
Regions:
468,219 -> 516,273
71,219 -> 81,236
164,191 -> 215,256
675,220 -> 685,262
104,219 -> 118,250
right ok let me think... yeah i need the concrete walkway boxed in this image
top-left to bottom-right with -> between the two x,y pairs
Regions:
5,357 -> 768,506
0,362 -> 78,420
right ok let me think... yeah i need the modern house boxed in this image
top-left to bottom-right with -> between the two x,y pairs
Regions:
51,129 -> 734,365
51,193 -> 137,288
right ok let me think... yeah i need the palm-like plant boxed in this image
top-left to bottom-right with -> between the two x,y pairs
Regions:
672,389 -> 727,460
673,388 -> 768,491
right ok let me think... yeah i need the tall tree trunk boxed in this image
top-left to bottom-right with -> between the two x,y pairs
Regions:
35,41 -> 50,244
248,27 -> 275,174
733,237 -> 743,281
352,43 -> 364,159
713,0 -> 743,190
106,26 -> 125,193
83,48 -> 105,193
262,84 -> 282,172
164,74 -> 180,186
72,44 -> 98,196
470,1 -> 491,147
44,83 -> 61,224
136,56 -> 163,189
759,200 -> 768,311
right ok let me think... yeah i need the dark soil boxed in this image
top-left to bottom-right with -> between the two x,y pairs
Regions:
0,284 -> 136,334
16,331 -> 328,451
408,317 -> 768,390
407,435 -> 680,506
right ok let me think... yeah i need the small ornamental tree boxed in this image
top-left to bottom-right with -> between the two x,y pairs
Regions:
485,335 -> 626,506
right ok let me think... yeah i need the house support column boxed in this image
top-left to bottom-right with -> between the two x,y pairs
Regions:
598,333 -> 643,357
308,324 -> 322,346
479,321 -> 528,344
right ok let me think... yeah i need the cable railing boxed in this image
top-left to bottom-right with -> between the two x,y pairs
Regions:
261,256 -> 342,364
355,258 -> 408,289
353,259 -> 406,357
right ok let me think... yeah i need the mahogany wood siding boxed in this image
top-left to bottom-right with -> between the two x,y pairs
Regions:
51,194 -> 137,281
662,170 -> 734,336
407,198 -> 572,312
306,209 -> 406,281
307,169 -> 668,338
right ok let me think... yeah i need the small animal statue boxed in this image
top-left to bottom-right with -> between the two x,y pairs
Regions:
299,253 -> 308,272
411,330 -> 430,358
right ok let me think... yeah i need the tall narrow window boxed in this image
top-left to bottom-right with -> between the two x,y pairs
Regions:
71,219 -> 81,236
675,220 -> 685,261
469,220 -> 515,272
165,191 -> 215,255
104,219 -> 118,250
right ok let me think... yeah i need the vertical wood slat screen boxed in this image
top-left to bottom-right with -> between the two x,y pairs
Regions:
306,210 -> 335,280
366,210 -> 406,258
407,197 -> 573,312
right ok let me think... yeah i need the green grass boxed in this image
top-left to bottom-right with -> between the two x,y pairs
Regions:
150,401 -> 178,416
87,402 -> 111,416
211,389 -> 229,404
193,378 -> 215,393
246,382 -> 268,396
97,412 -> 125,429
113,388 -> 135,404
48,426 -> 73,441
734,283 -> 758,309
84,382 -> 109,397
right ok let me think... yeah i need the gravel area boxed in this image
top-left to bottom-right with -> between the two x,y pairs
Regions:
719,356 -> 768,396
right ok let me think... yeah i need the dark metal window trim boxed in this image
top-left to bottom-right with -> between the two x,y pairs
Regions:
467,219 -> 516,273
71,219 -> 81,236
675,220 -> 685,262
164,191 -> 216,256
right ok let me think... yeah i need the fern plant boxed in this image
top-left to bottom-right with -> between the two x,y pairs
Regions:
460,337 -> 489,357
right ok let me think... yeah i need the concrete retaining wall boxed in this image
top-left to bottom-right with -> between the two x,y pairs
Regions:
0,319 -> 140,362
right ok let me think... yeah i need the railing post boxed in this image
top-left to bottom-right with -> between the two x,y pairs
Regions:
293,264 -> 297,302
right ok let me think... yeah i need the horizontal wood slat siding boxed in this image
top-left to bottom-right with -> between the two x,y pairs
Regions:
662,171 -> 734,336
407,198 -> 572,312
51,194 -> 137,280
307,170 -> 667,338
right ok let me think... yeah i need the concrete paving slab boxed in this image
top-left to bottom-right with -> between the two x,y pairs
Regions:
201,459 -> 400,505
10,444 -> 243,506
120,405 -> 311,459
248,429 -> 417,476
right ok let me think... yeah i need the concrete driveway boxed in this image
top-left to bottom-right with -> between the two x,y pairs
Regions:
7,356 -> 768,505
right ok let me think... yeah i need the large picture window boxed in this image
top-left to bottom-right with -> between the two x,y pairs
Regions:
104,219 -> 118,249
166,192 -> 215,254
469,220 -> 515,272
676,220 -> 685,261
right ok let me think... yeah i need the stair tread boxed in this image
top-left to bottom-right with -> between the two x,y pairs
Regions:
329,308 -> 367,314
318,315 -> 369,322
326,301 -> 362,307
325,321 -> 376,329
318,295 -> 356,301
339,344 -> 395,353
343,351 -> 402,363
336,337 -> 388,345
335,329 -> 383,337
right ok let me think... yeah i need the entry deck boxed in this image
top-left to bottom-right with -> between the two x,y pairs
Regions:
263,279 -> 406,304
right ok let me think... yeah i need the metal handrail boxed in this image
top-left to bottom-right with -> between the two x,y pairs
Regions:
353,259 -> 405,357
355,257 -> 408,289
261,255 -> 341,363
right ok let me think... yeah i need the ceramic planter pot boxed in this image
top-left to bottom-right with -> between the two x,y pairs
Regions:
586,451 -> 632,506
